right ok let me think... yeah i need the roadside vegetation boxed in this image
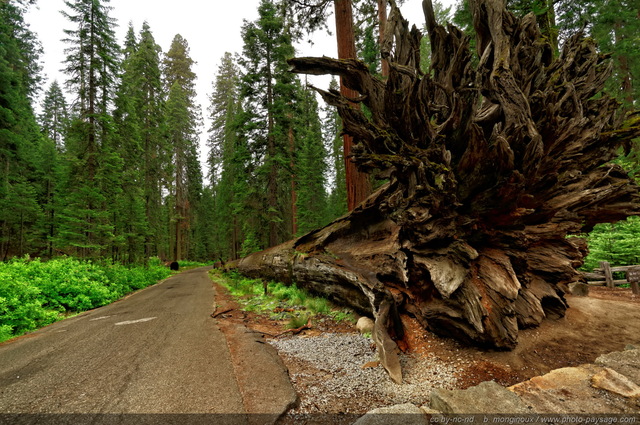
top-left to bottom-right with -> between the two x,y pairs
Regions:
175,260 -> 210,269
0,257 -> 176,343
209,269 -> 355,329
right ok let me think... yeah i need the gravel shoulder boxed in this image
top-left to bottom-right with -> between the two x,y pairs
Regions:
270,333 -> 458,416
211,279 -> 640,419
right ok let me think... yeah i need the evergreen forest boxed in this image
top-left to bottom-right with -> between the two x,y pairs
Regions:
1,0 -> 639,270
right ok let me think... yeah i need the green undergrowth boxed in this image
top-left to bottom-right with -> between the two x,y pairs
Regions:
0,256 -> 173,343
209,269 -> 355,328
177,260 -> 210,269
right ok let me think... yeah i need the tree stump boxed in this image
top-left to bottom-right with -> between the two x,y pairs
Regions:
232,0 -> 640,382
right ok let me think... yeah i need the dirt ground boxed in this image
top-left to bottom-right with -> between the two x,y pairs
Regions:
212,281 -> 640,392
410,288 -> 640,388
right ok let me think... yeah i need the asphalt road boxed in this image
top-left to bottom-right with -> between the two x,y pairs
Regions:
0,266 -> 247,415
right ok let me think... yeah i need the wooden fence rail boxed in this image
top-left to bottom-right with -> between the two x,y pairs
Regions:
582,261 -> 640,295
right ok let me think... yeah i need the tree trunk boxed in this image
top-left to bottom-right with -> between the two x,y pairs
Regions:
289,125 -> 298,236
266,44 -> 279,247
232,0 -> 640,383
614,21 -> 633,106
378,0 -> 389,77
334,0 -> 372,210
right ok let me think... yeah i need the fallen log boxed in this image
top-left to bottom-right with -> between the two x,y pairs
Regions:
231,0 -> 640,382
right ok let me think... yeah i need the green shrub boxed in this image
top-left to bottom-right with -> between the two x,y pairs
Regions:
0,257 -> 172,343
177,260 -> 208,268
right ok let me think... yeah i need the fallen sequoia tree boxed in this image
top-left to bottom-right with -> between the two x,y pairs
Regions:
230,0 -> 640,383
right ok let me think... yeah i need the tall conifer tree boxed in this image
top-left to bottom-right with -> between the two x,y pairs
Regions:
323,78 -> 348,220
294,84 -> 329,235
38,81 -> 69,258
111,23 -> 147,263
39,81 -> 68,150
59,0 -> 120,257
0,1 -> 45,259
133,23 -> 169,260
163,34 -> 201,261
238,0 -> 297,249
207,52 -> 242,260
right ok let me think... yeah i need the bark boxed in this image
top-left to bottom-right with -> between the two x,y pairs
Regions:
235,0 -> 640,382
289,125 -> 298,236
266,44 -> 278,247
334,0 -> 372,210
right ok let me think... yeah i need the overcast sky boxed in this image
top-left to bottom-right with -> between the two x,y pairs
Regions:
24,0 -> 453,173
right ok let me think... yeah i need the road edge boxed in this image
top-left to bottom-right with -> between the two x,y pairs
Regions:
210,277 -> 299,422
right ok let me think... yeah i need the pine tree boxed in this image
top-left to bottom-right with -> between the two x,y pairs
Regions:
111,23 -> 148,264
238,0 -> 297,249
588,0 -> 639,108
0,1 -> 45,259
226,103 -> 253,260
207,52 -> 239,186
39,81 -> 69,150
207,52 -> 241,260
294,84 -> 329,235
38,82 -> 69,258
35,137 -> 63,259
323,78 -> 347,220
163,34 -> 202,261
132,23 -> 169,260
59,0 -> 120,257
62,0 -> 119,168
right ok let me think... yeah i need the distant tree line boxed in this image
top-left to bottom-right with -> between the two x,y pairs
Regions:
1,0 -> 638,265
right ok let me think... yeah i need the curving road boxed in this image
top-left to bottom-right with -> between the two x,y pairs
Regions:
0,267 -> 246,416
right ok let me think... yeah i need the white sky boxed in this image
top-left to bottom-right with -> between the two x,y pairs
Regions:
24,0 -> 454,175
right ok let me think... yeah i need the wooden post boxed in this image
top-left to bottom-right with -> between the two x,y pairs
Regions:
600,261 -> 614,288
626,267 -> 640,296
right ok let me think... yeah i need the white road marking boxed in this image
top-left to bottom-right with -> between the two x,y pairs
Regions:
114,317 -> 157,326
89,316 -> 111,321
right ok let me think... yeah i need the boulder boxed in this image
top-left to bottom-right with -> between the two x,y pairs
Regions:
510,364 -> 633,413
596,348 -> 640,385
430,381 -> 530,414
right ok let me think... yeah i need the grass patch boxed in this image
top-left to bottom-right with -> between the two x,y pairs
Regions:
286,314 -> 310,329
209,269 -> 355,325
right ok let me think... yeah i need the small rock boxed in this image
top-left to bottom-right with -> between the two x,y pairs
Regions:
592,367 -> 640,398
352,403 -> 428,425
625,344 -> 638,351
568,282 -> 589,296
356,317 -> 375,335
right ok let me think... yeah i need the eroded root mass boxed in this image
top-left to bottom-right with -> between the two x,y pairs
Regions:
234,0 -> 640,382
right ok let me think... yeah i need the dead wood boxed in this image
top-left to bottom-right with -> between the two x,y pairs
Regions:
234,0 -> 640,382
211,308 -> 234,318
275,318 -> 313,337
